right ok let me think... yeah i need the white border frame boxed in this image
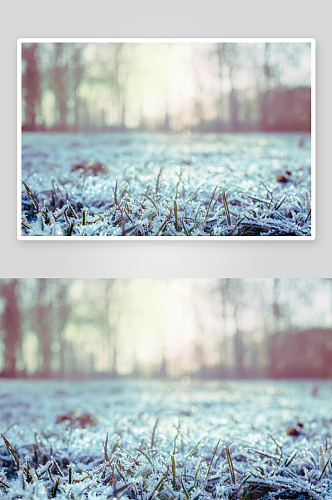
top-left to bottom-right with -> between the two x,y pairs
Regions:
17,38 -> 316,241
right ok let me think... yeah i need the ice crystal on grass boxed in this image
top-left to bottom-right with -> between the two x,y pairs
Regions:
0,380 -> 331,499
21,132 -> 312,237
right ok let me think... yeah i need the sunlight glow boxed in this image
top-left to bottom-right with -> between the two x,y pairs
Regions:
23,42 -> 312,131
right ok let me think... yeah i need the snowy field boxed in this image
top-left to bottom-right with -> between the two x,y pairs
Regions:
1,379 -> 331,499
21,132 -> 312,237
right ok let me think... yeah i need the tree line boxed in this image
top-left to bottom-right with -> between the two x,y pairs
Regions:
0,279 -> 330,380
21,42 -> 311,133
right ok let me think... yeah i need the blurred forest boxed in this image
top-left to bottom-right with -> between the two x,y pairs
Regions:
0,279 -> 330,380
21,42 -> 311,133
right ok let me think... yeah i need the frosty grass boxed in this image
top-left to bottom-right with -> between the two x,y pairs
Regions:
21,132 -> 311,237
0,379 -> 331,499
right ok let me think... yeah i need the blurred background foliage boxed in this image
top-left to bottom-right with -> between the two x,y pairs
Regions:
0,279 -> 330,380
21,42 -> 311,133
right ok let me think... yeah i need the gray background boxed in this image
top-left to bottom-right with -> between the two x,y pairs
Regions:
1,0 -> 330,278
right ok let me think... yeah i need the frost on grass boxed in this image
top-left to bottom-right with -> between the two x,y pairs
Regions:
1,380 -> 331,499
21,132 -> 312,237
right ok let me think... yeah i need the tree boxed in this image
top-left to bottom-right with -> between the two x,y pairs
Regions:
22,43 -> 41,130
268,278 -> 282,378
191,46 -> 206,130
103,279 -> 114,372
34,279 -> 53,377
102,279 -> 120,376
113,44 -> 127,129
226,45 -> 240,132
53,43 -> 69,130
230,280 -> 245,377
259,43 -> 275,131
216,278 -> 230,373
0,280 -> 22,377
70,44 -> 85,131
55,279 -> 71,377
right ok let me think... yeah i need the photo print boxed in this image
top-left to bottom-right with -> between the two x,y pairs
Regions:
19,39 -> 315,239
0,278 -> 331,497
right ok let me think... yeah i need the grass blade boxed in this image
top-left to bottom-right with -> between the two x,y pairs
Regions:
260,180 -> 272,200
123,224 -> 139,236
156,217 -> 170,236
164,484 -> 176,498
226,446 -> 235,485
187,184 -> 203,203
305,208 -> 311,223
284,450 -> 297,467
112,442 -> 123,454
318,459 -> 331,481
156,167 -> 163,194
188,459 -> 202,493
171,455 -> 176,489
223,191 -> 231,225
51,480 -> 59,497
174,199 -> 178,231
204,185 -> 218,224
115,463 -> 126,482
82,208 -> 87,226
135,448 -> 153,467
243,487 -> 252,500
181,474 -> 190,500
22,181 -> 39,214
204,439 -> 220,483
103,433 -> 109,462
186,438 -> 203,458
124,205 -> 133,223
182,215 -> 189,236
113,181 -> 119,207
193,203 -> 201,230
230,474 -> 252,499
1,434 -> 20,470
113,482 -> 133,498
148,468 -> 168,500
53,459 -> 64,477
68,466 -> 73,484
67,221 -> 74,236
274,195 -> 286,211
151,418 -> 159,448
68,203 -> 78,219
142,193 -> 158,211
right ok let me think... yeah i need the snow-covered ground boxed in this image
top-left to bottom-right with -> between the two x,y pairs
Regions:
0,379 -> 331,499
20,132 -> 312,237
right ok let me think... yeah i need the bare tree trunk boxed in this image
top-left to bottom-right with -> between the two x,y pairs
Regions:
0,280 -> 22,377
56,279 -> 71,378
53,44 -> 68,130
261,43 -> 272,131
229,86 -> 239,131
217,278 -> 229,371
160,327 -> 167,376
103,279 -> 119,377
72,44 -> 84,132
104,279 -> 113,372
229,279 -> 244,377
216,43 -> 225,131
192,300 -> 206,378
234,329 -> 244,378
36,279 -> 53,377
112,332 -> 118,376
269,278 -> 281,378
22,43 -> 41,130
